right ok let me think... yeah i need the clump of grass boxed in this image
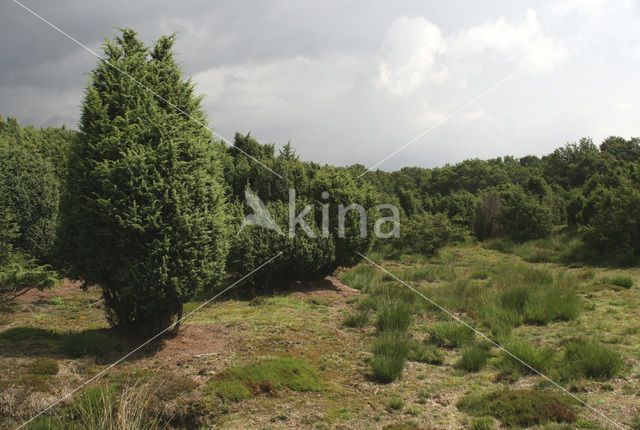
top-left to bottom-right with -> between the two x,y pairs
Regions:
608,276 -> 634,289
375,302 -> 411,333
523,288 -> 580,325
560,339 -> 624,380
470,269 -> 490,280
405,406 -> 422,416
342,310 -> 369,328
484,238 -> 514,254
370,334 -> 409,383
339,264 -> 380,290
497,282 -> 580,326
31,382 -> 164,429
456,343 -> 491,373
470,416 -> 495,430
427,322 -> 474,348
60,330 -> 123,358
457,389 -> 576,427
29,357 -> 59,375
205,357 -> 321,401
497,339 -> 555,379
407,342 -> 443,365
631,412 -> 640,430
386,396 -> 404,412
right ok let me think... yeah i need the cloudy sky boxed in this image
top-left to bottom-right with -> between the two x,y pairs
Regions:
1,0 -> 639,170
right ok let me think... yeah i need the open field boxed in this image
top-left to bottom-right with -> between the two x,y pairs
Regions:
1,244 -> 639,429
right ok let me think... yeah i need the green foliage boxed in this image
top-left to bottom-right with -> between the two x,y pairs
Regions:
228,200 -> 336,286
560,339 -> 623,380
309,167 -> 378,267
60,331 -> 124,358
0,136 -> 59,260
496,184 -> 553,243
582,182 -> 640,262
58,29 -> 229,334
457,389 -> 577,427
205,357 -> 321,401
427,322 -> 475,348
398,212 -> 469,256
473,190 -> 502,241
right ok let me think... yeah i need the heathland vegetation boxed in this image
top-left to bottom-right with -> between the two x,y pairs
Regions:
1,29 -> 639,428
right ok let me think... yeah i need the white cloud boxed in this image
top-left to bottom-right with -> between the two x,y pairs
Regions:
375,16 -> 447,96
453,10 -> 568,73
553,0 -> 609,17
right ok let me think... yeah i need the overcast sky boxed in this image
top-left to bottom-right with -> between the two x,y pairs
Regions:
1,0 -> 639,170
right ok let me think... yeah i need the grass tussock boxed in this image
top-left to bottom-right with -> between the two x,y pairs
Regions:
29,382 -> 164,430
427,322 -> 475,348
606,276 -> 634,289
457,389 -> 577,427
455,343 -> 491,372
339,264 -> 380,290
497,339 -> 555,379
560,339 -> 624,380
407,341 -> 443,365
375,302 -> 411,333
369,334 -> 409,383
341,309 -> 369,328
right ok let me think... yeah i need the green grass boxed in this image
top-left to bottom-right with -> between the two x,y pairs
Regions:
386,396 -> 405,412
470,416 -> 495,430
375,302 -> 411,333
370,334 -> 409,383
341,309 -> 369,328
470,269 -> 490,280
60,331 -> 123,358
497,339 -> 555,379
205,357 -> 321,401
457,389 -> 577,427
607,276 -> 634,289
497,281 -> 580,326
456,343 -> 491,373
0,327 -> 123,358
339,264 -> 380,290
29,357 -> 59,375
426,322 -> 475,348
559,339 -> 624,380
407,342 -> 443,365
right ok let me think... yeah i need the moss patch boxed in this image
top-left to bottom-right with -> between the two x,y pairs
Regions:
457,389 -> 577,427
205,357 -> 321,401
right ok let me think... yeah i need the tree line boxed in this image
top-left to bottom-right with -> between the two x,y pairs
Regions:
1,28 -> 638,335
